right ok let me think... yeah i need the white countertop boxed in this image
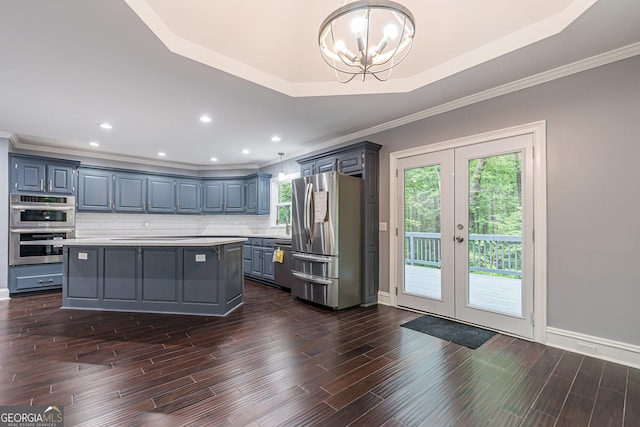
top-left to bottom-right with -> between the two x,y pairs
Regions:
59,236 -> 247,246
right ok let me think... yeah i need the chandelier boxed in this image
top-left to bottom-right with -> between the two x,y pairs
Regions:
318,0 -> 415,83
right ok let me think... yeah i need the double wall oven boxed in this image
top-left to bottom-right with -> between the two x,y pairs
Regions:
9,194 -> 75,266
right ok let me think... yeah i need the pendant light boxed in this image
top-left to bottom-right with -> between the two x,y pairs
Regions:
278,152 -> 285,180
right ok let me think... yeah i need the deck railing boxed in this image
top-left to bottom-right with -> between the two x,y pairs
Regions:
404,232 -> 522,277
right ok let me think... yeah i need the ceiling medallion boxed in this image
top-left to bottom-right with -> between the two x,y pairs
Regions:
319,0 -> 415,83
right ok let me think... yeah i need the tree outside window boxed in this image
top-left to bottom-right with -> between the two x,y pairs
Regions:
276,181 -> 292,225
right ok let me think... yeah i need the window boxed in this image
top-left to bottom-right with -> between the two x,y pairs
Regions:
270,174 -> 298,227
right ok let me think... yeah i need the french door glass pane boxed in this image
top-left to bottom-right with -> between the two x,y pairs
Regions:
467,152 -> 523,316
404,165 -> 442,300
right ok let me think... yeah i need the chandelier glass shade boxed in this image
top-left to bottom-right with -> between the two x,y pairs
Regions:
318,0 -> 415,83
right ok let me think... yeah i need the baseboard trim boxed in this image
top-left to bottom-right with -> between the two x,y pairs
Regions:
377,291 -> 391,306
0,288 -> 10,300
546,327 -> 640,369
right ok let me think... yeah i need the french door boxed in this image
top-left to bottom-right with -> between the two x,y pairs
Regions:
397,134 -> 534,339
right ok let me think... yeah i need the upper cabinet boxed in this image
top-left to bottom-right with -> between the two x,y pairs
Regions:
147,176 -> 176,214
176,179 -> 201,214
11,155 -> 79,195
297,147 -> 365,178
244,173 -> 270,215
202,179 -> 245,214
115,173 -> 147,213
77,168 -> 113,211
73,166 -> 271,215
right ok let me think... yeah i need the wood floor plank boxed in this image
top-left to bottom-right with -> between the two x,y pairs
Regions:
531,374 -> 573,417
591,386 -> 625,427
571,356 -> 605,400
555,392 -> 595,427
600,361 -> 628,394
1,282 -> 638,427
625,370 -> 640,427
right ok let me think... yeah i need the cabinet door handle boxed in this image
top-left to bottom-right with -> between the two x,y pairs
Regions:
40,179 -> 44,191
38,278 -> 54,284
49,180 -> 53,191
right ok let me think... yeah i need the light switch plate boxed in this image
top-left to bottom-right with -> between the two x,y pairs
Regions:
379,222 -> 388,232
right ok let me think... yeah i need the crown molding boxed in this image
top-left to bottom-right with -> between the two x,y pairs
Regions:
8,138 -> 260,171
296,41 -> 640,156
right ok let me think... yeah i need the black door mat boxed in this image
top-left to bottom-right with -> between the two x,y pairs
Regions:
400,315 -> 497,349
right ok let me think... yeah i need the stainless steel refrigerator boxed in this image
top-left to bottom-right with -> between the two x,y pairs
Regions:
291,171 -> 362,309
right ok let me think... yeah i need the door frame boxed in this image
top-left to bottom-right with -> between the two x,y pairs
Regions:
388,121 -> 547,343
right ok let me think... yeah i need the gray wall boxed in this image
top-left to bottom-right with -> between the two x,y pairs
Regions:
371,55 -> 640,346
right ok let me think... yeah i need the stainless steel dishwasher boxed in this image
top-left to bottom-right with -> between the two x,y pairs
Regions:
274,240 -> 292,290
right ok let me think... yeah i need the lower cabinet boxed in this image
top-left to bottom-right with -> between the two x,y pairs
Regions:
244,238 -> 276,284
9,263 -> 64,295
62,243 -> 243,316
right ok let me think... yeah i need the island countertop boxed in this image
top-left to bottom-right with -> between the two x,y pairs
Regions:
58,236 -> 247,246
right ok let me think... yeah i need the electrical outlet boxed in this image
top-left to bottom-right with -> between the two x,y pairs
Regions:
379,222 -> 388,232
576,341 -> 597,355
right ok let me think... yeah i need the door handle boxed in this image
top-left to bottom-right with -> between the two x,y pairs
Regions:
455,236 -> 464,243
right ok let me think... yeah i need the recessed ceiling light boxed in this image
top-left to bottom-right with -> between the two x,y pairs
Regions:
89,141 -> 100,147
200,115 -> 212,123
210,157 -> 218,162
157,152 -> 166,157
99,123 -> 112,130
271,136 -> 281,142
242,149 -> 250,154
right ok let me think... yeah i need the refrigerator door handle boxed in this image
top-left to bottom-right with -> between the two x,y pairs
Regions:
304,182 -> 314,247
292,271 -> 333,285
292,252 -> 333,263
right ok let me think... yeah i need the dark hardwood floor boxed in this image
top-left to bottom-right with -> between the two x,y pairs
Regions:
1,280 -> 637,426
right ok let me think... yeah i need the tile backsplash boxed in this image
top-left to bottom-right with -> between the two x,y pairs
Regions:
76,213 -> 286,237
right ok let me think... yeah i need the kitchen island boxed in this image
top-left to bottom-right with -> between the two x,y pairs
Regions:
61,237 -> 246,316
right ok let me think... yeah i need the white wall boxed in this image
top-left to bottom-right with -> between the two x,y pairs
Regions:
370,55 -> 640,346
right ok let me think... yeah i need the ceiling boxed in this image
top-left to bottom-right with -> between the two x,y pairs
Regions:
1,0 -> 639,169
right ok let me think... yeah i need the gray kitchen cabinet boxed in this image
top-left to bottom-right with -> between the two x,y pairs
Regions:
262,247 -> 275,281
183,248 -> 219,303
245,238 -> 276,283
202,180 -> 223,213
337,151 -> 364,174
76,165 -> 269,215
77,168 -> 113,211
297,156 -> 338,176
242,243 -> 252,276
142,248 -> 178,301
177,178 -> 201,214
114,173 -> 147,213
244,173 -> 270,214
66,247 -> 100,299
250,245 -> 263,276
149,177 -> 201,214
224,180 -> 245,213
202,179 -> 245,213
11,155 -> 78,195
103,247 -> 138,300
300,160 -> 315,177
297,150 -> 364,177
296,141 -> 381,305
8,263 -> 64,295
148,177 -> 176,213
